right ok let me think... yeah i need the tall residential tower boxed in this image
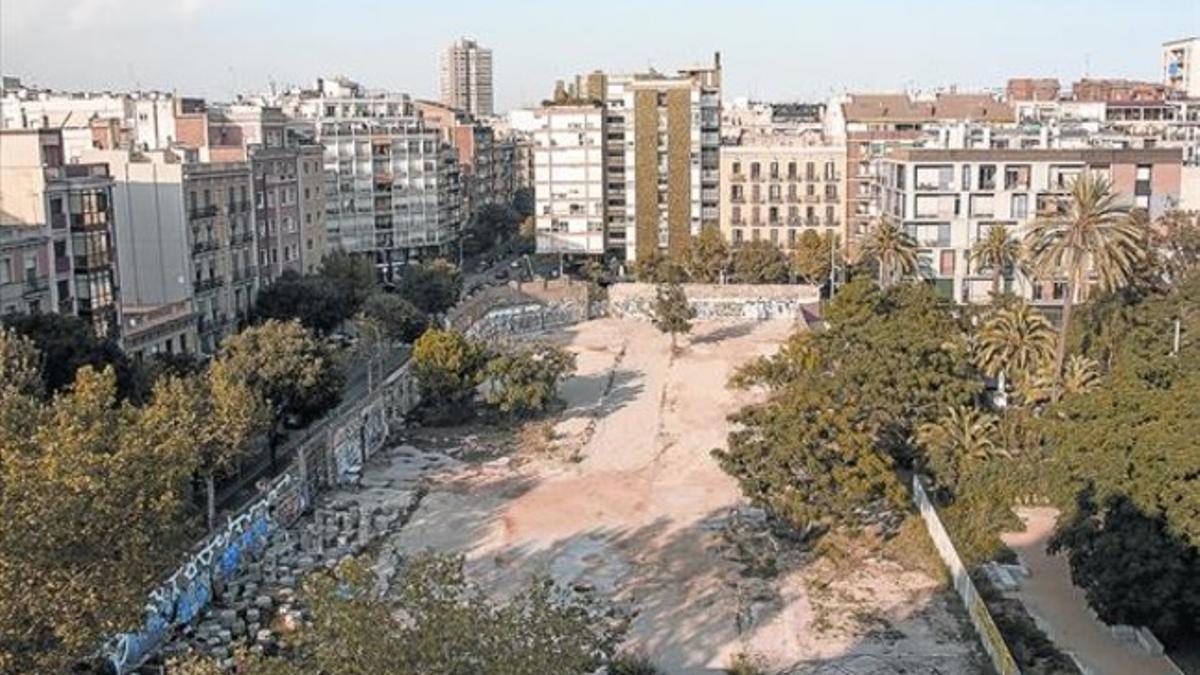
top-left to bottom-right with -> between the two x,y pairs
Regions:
440,38 -> 494,118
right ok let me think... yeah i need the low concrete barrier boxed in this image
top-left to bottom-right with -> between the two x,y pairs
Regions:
607,282 -> 821,322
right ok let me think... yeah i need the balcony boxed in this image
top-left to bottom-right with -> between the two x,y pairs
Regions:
50,212 -> 68,230
804,195 -> 821,204
915,182 -> 954,192
189,205 -> 218,220
192,240 -> 218,255
73,252 -> 112,271
22,276 -> 49,297
824,193 -> 840,203
194,277 -> 224,293
768,194 -> 782,204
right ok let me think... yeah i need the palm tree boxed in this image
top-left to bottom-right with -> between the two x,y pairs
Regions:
970,225 -> 1022,298
1023,172 -> 1144,400
1060,354 -> 1101,396
916,406 -> 1002,489
974,302 -> 1057,388
862,217 -> 918,289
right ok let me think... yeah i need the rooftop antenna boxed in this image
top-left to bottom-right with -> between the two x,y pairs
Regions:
1084,52 -> 1091,78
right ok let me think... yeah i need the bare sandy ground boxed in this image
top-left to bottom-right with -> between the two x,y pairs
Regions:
370,318 -> 981,674
1001,508 -> 1180,675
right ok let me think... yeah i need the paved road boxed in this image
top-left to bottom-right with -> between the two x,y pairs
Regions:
1001,508 -> 1181,675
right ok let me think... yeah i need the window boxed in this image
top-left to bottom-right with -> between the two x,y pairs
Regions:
732,161 -> 741,175
915,165 -> 954,190
978,165 -> 997,190
0,257 -> 9,284
970,194 -> 995,218
939,250 -> 956,276
787,162 -> 797,179
1011,194 -> 1029,219
750,162 -> 761,179
805,162 -> 815,181
769,162 -> 779,179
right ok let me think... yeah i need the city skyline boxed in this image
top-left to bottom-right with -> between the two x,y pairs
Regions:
3,0 -> 1198,111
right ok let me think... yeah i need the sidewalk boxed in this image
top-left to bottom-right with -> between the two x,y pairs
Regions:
1000,507 -> 1180,675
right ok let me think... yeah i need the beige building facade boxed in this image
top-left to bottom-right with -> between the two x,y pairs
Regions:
720,143 -> 846,249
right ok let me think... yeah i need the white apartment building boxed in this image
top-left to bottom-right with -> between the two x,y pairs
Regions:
531,104 -> 606,255
281,78 -> 463,278
440,38 -> 494,118
529,55 -> 722,261
1,80 -> 178,151
876,148 -> 1183,310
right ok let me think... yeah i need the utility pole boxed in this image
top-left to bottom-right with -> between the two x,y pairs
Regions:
1173,318 -> 1182,356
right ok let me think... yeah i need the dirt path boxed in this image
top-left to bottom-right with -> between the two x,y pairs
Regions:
1001,507 -> 1181,675
374,318 -> 981,673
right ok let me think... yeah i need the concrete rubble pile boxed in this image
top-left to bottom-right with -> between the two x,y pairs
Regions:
158,492 -> 421,668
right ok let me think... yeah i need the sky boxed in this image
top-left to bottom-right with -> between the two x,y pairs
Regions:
2,0 -> 1198,112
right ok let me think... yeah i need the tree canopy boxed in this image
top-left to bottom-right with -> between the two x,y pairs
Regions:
394,260 -> 463,315
411,329 -> 488,415
2,312 -> 141,402
359,292 -> 429,344
716,277 -> 982,532
650,282 -> 695,350
483,343 -> 577,418
731,239 -> 789,284
0,364 -> 201,673
683,227 -> 729,283
255,271 -> 351,336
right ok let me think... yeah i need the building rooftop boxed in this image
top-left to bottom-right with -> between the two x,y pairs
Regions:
843,93 -> 1014,123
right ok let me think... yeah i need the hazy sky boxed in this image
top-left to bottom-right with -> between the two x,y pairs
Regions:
2,0 -> 1198,111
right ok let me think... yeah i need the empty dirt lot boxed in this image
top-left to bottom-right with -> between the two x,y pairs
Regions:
364,318 -> 982,674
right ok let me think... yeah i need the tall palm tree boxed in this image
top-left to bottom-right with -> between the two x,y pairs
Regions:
862,217 -> 918,288
916,406 -> 1002,488
974,302 -> 1058,388
970,225 -> 1022,298
1023,172 -> 1144,400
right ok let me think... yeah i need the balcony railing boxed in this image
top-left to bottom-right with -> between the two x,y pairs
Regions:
50,212 -> 68,230
73,252 -> 112,271
22,276 -> 50,296
194,277 -> 224,293
189,205 -> 218,220
192,240 -> 217,254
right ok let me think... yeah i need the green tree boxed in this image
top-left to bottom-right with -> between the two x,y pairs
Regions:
2,312 -> 141,401
650,282 -> 695,351
970,224 -> 1022,298
153,366 -> 270,532
395,260 -> 463,315
466,203 -> 522,255
634,249 -> 686,283
974,301 -> 1057,395
320,250 -> 378,310
861,216 -> 918,288
684,227 -> 730,283
1050,493 -> 1200,644
792,230 -> 838,286
216,320 -> 344,465
411,329 -> 488,416
255,271 -> 351,335
1023,172 -> 1144,399
715,380 -> 905,532
359,292 -> 429,343
916,406 -> 1001,491
731,239 -> 789,284
484,344 -> 578,418
0,366 -> 200,674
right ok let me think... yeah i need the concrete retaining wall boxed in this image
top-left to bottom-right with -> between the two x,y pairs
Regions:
607,283 -> 821,322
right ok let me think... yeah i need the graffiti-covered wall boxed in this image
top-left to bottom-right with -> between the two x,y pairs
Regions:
101,470 -> 309,674
607,283 -> 821,323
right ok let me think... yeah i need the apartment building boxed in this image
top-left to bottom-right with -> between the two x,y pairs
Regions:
208,104 -> 327,280
416,100 -> 519,224
440,38 -> 494,118
530,55 -> 721,261
280,78 -> 463,278
0,226 -> 51,316
1164,37 -> 1200,98
876,147 -> 1182,309
0,129 -> 120,338
837,93 -> 1015,243
719,141 -> 845,249
531,103 -> 606,254
1,80 -> 177,150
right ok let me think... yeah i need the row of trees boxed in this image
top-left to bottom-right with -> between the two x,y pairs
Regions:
0,317 -> 343,673
716,172 -> 1200,649
636,227 -> 841,286
254,252 -> 460,343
